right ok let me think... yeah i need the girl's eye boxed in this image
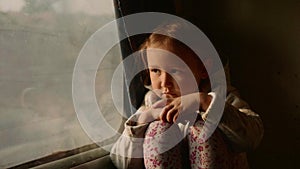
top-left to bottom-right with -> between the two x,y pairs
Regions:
170,69 -> 180,74
150,68 -> 161,74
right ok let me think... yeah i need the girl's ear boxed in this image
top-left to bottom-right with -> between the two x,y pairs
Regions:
200,58 -> 213,79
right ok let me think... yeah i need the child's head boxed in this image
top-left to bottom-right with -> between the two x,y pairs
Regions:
140,22 -> 210,98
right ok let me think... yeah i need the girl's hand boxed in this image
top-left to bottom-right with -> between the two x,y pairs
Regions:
153,92 -> 212,123
136,103 -> 163,124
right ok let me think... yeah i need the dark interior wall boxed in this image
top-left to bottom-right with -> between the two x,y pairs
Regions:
228,2 -> 300,169
116,0 -> 300,168
177,0 -> 300,168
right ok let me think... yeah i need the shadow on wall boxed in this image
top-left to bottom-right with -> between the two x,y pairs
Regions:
212,1 -> 300,169
175,0 -> 300,168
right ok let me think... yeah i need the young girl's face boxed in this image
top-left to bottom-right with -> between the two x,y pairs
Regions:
146,47 -> 202,98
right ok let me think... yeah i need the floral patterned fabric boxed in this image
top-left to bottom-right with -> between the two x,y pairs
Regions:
143,120 -> 249,169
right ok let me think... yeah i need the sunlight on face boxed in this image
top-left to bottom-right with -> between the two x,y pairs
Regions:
147,48 -> 201,98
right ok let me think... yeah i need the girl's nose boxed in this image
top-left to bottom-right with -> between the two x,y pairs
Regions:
160,72 -> 174,88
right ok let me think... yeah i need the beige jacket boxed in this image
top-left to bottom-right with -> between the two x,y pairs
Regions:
110,85 -> 264,169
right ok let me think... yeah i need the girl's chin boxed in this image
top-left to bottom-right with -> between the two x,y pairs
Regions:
162,93 -> 179,99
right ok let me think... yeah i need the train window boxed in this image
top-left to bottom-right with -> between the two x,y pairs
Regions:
0,0 -> 122,168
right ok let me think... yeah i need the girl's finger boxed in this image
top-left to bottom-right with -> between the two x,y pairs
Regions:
160,104 -> 173,122
166,107 -> 178,123
173,113 -> 179,123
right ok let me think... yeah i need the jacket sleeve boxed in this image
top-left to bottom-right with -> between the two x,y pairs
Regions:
110,91 -> 161,169
217,88 -> 264,152
110,111 -> 149,169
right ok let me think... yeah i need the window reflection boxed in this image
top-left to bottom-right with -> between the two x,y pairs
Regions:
0,0 -> 121,167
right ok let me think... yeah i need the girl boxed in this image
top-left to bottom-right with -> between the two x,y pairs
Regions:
110,22 -> 263,169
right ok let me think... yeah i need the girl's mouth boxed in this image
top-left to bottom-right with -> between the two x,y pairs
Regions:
152,89 -> 180,99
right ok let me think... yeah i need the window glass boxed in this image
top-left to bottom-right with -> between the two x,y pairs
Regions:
0,0 -> 121,167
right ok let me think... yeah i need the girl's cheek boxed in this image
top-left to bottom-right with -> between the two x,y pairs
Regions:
150,80 -> 160,89
176,78 -> 198,94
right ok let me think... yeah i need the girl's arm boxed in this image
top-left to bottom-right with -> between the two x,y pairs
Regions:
110,92 -> 162,169
156,88 -> 264,152
110,112 -> 148,169
217,89 -> 264,152
200,86 -> 263,152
